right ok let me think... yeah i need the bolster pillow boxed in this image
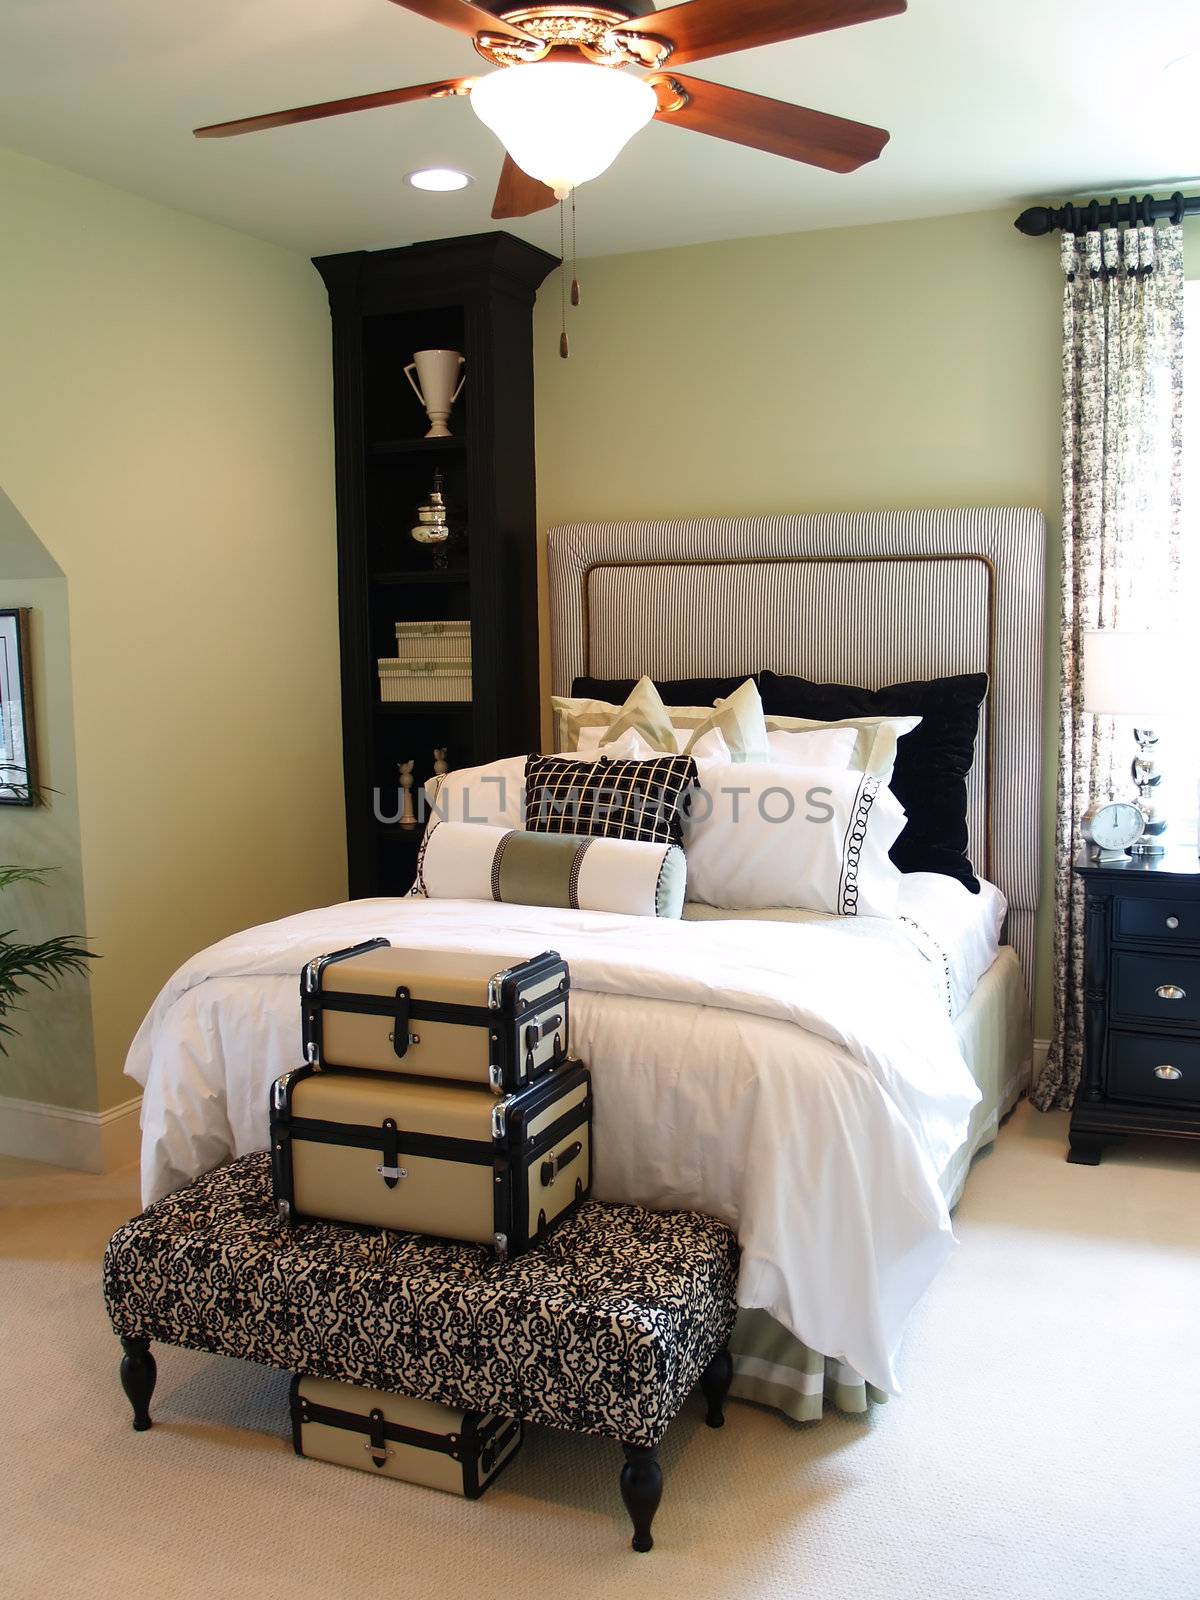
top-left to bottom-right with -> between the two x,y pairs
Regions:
415,820 -> 687,919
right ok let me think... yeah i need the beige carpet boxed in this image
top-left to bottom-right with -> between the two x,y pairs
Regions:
1,1102 -> 1197,1599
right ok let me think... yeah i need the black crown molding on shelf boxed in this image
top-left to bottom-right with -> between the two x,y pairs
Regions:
314,232 -> 560,315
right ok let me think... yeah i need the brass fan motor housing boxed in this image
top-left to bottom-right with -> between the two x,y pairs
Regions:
477,6 -> 674,69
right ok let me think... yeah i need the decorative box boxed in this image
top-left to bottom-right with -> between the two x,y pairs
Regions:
394,620 -> 472,663
378,658 -> 472,701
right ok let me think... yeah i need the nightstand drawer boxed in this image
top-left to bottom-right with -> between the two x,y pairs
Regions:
1107,1032 -> 1200,1107
1115,896 -> 1200,946
1111,951 -> 1200,1024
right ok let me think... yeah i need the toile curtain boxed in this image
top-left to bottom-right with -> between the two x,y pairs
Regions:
1033,223 -> 1185,1110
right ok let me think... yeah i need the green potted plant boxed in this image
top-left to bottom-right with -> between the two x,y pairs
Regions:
0,864 -> 94,1051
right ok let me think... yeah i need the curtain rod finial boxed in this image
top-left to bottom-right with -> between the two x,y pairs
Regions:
1015,205 -> 1055,237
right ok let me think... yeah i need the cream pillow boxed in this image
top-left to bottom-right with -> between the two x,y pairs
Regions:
551,686 -> 718,751
684,678 -> 771,763
596,675 -> 678,752
764,713 -> 921,782
553,675 -> 723,748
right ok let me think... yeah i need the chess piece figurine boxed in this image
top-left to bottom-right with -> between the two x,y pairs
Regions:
398,760 -> 418,829
433,747 -> 450,778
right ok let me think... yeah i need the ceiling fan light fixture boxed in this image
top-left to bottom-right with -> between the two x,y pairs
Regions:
470,62 -> 655,199
406,166 -> 473,190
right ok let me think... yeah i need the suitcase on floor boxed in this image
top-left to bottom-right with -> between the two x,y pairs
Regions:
300,939 -> 569,1093
290,1375 -> 522,1498
270,1059 -> 592,1258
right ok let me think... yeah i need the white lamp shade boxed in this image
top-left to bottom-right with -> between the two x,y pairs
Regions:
470,63 -> 656,199
1082,629 -> 1175,717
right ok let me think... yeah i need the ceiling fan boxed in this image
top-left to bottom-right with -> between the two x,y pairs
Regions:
194,0 -> 905,219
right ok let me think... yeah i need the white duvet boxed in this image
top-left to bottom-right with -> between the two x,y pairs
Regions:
126,897 -> 982,1394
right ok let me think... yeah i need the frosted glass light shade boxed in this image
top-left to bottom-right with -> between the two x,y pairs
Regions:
471,63 -> 656,199
1082,629 -> 1176,716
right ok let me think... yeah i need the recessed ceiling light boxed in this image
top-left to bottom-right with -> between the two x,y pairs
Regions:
406,167 -> 472,192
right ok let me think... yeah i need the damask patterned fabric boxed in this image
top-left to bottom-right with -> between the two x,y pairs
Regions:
103,1154 -> 739,1449
1034,223 -> 1185,1110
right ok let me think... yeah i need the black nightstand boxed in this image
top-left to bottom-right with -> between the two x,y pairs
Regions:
1069,848 -> 1200,1164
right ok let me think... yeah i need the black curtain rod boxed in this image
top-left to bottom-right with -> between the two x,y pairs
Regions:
1015,189 -> 1198,236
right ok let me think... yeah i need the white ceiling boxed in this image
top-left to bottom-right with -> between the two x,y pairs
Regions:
1,0 -> 1198,261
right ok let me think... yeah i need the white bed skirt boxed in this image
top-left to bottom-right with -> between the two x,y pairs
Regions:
728,947 -> 1030,1423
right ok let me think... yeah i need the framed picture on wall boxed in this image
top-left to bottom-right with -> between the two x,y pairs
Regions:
0,608 -> 38,805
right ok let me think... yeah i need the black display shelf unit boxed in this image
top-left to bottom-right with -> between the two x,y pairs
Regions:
314,232 -> 558,898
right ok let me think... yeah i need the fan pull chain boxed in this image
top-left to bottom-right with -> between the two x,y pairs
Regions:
570,190 -> 580,307
559,197 -> 568,359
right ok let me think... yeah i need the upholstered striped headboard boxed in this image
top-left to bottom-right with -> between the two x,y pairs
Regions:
546,510 -> 1046,995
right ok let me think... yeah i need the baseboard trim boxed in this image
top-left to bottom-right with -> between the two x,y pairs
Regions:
1029,1037 -> 1049,1091
0,1092 -> 140,1173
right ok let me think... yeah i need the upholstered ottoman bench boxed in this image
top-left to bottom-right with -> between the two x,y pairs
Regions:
103,1154 -> 739,1551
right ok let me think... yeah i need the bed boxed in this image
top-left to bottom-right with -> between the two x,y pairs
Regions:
127,509 -> 1044,1424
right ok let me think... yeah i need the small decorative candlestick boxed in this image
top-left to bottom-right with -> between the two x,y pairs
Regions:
411,470 -> 451,569
433,747 -> 449,778
397,760 -> 418,829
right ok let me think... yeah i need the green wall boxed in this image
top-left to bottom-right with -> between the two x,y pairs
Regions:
533,207 -> 1200,1036
0,146 -> 346,1116
0,494 -> 97,1110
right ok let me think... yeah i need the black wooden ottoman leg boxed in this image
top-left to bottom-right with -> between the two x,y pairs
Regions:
700,1345 -> 734,1428
119,1336 -> 157,1431
620,1444 -> 663,1553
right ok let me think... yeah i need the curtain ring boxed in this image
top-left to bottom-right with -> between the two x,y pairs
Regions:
1063,201 -> 1076,235
1087,199 -> 1100,230
1141,193 -> 1154,226
1171,191 -> 1185,225
1109,196 -> 1120,226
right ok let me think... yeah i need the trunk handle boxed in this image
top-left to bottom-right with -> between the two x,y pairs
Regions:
540,1140 -> 583,1188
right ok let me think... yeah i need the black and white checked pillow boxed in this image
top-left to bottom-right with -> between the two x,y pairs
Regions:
524,754 -> 698,846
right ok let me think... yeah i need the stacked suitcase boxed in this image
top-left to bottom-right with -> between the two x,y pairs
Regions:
269,939 -> 592,1496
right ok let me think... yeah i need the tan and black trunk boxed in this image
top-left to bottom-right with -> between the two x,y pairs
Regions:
300,940 -> 569,1093
290,1375 -> 522,1497
270,1060 -> 591,1258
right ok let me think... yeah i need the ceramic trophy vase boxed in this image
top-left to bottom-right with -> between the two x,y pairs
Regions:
404,349 -> 466,438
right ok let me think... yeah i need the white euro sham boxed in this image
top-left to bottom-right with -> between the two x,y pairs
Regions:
683,762 -> 907,917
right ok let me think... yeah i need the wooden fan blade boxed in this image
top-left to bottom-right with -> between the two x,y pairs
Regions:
384,0 -> 536,44
620,0 -> 905,67
492,154 -> 558,218
194,79 -> 473,138
650,73 -> 889,173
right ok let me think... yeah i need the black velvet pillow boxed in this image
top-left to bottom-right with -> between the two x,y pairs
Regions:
571,674 -> 755,706
758,670 -> 989,892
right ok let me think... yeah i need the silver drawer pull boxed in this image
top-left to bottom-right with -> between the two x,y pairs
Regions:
1154,1065 -> 1183,1081
1166,916 -> 1180,930
1155,984 -> 1186,1000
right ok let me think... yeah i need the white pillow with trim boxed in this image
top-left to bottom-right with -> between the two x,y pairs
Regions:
764,713 -> 920,783
682,761 -> 906,918
766,725 -> 859,770
415,820 -> 687,918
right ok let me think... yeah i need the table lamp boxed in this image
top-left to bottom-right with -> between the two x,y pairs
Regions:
1082,628 -> 1173,856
